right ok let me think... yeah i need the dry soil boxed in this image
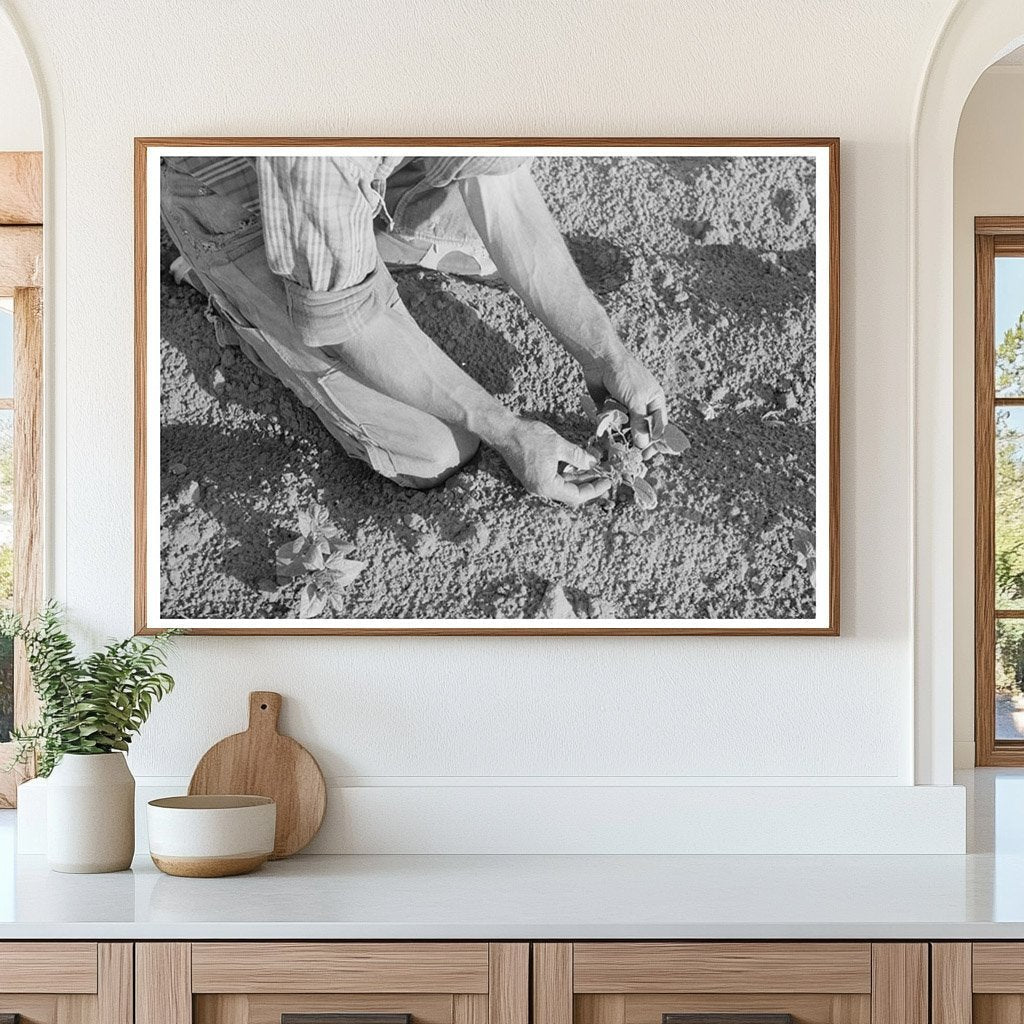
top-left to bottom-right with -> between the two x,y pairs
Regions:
159,155 -> 818,622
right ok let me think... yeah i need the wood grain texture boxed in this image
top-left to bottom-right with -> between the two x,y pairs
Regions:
136,943 -> 192,1024
133,135 -> 148,635
453,994 -> 487,1024
241,995 -> 451,1024
0,943 -> 97,993
534,944 -> 572,1024
973,995 -> 1024,1024
576,996 -> 626,1024
57,992 -> 96,1024
196,994 -> 248,1024
971,943 -> 1024,992
98,945 -> 133,1024
191,943 -> 489,994
931,945 -> 972,1024
14,286 -> 43,727
188,691 -> 326,858
0,998 -> 58,1024
976,228 -> 998,765
624,995 -> 869,1024
134,135 -> 840,637
573,943 -> 871,994
869,945 -> 927,1024
0,153 -> 42,225
0,226 -> 41,294
977,217 -> 1024,236
282,1016 -> 410,1024
662,1016 -> 792,1024
488,944 -> 528,1024
151,853 -> 269,877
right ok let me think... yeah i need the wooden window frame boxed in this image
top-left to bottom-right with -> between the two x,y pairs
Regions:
975,216 -> 1024,764
0,151 -> 43,806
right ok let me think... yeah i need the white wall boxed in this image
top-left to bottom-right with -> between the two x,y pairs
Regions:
2,0 -> 975,851
0,10 -> 39,152
952,66 -> 1024,767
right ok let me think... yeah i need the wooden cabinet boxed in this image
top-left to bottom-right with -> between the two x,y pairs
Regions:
136,944 -> 528,1024
0,943 -> 132,1024
0,937 -> 975,1024
532,944 -> 929,1024
932,943 -> 1024,1024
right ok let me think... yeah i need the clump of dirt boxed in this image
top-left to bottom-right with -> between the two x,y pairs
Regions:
159,155 -> 818,621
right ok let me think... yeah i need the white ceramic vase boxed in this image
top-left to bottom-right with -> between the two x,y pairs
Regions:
46,752 -> 135,873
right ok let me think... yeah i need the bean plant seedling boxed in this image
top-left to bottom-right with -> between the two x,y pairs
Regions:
565,399 -> 690,509
276,504 -> 366,618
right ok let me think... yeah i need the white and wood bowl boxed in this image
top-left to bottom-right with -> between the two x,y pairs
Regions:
147,795 -> 276,877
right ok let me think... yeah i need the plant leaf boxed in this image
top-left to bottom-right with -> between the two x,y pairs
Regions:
324,554 -> 366,588
660,423 -> 691,455
275,537 -> 310,577
631,477 -> 658,510
596,399 -> 630,437
299,582 -> 328,619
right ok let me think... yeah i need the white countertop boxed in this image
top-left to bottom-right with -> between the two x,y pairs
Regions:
1,769 -> 1022,941
0,849 -> 1021,940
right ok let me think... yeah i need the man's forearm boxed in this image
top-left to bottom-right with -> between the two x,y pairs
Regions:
460,166 -> 622,370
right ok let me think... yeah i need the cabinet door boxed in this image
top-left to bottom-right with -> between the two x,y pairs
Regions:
0,943 -> 131,1024
941,943 -> 1024,1024
137,943 -> 528,1024
533,944 -> 928,1024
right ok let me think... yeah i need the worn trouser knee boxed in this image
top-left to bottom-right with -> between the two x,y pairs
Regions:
392,425 -> 480,490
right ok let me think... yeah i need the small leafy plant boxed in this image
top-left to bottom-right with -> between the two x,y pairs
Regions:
1,603 -> 178,777
276,504 -> 366,618
567,399 -> 690,509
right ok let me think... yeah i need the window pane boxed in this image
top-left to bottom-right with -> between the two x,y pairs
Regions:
0,409 -> 12,742
998,620 -> 1024,740
997,407 -> 1024,609
996,256 -> 1024,397
0,305 -> 12,399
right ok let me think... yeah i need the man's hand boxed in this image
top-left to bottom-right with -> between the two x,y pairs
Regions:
583,349 -> 667,449
493,419 -> 611,507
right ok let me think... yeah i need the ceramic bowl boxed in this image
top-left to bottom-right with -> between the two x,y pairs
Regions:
147,795 -> 276,877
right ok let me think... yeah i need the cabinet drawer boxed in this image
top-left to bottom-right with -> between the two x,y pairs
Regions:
534,944 -> 926,1024
139,943 -> 528,1024
191,943 -> 491,994
0,943 -> 130,1024
0,942 -> 99,994
572,944 -> 872,994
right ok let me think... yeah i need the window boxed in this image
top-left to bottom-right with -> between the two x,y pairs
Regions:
975,219 -> 1024,764
0,150 -> 43,806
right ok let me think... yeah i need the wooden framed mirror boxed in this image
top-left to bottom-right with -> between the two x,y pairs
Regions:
0,151 -> 43,807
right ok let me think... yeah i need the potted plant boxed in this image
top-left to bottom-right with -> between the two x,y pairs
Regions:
2,603 -> 178,873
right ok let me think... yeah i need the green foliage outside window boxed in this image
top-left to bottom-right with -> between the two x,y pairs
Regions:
996,311 -> 1024,693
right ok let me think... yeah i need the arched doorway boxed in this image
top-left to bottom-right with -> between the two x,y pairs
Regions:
914,1 -> 1024,785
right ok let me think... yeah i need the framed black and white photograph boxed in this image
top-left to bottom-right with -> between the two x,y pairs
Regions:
135,138 -> 839,635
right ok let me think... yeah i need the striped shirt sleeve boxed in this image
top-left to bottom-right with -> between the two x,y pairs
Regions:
256,156 -> 383,293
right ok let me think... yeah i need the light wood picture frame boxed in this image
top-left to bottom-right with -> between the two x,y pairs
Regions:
135,137 -> 839,636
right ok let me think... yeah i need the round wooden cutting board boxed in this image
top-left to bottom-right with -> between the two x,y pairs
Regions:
188,691 -> 327,859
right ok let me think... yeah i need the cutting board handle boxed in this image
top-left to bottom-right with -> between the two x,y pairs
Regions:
248,691 -> 282,734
